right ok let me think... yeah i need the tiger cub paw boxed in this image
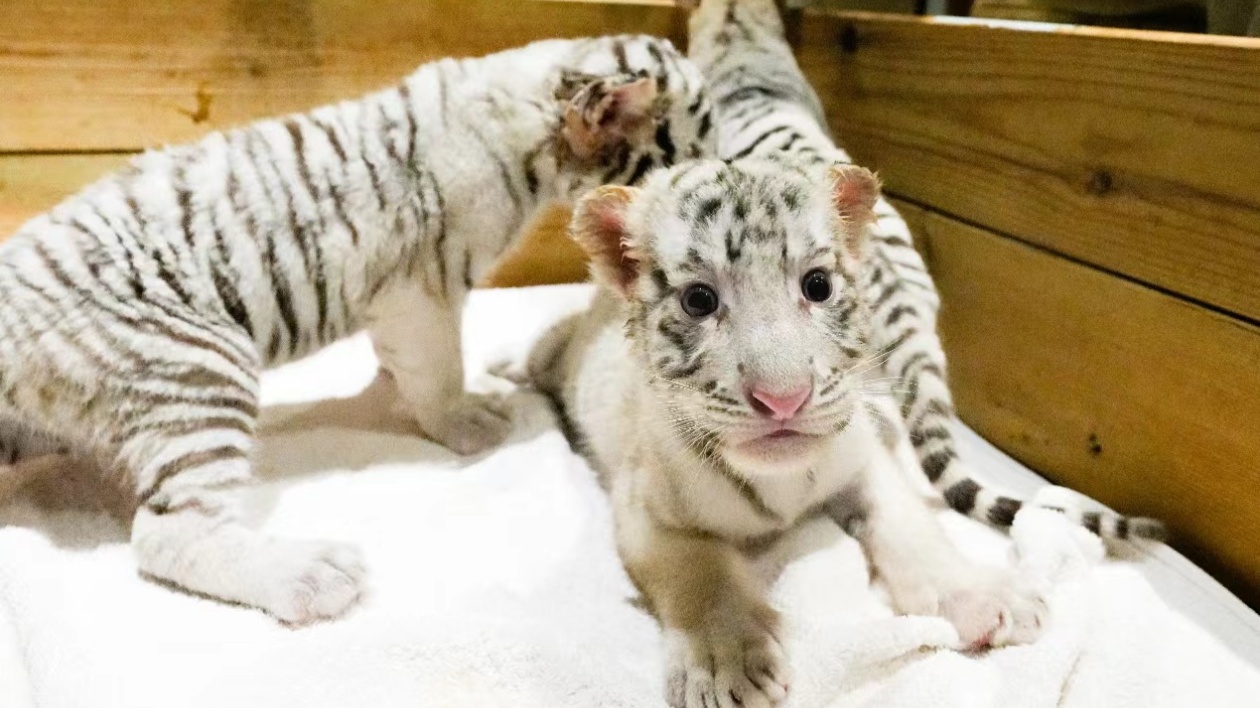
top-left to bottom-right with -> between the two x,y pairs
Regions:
261,539 -> 366,626
419,392 -> 512,456
664,622 -> 791,708
894,568 -> 1048,650
940,573 -> 1047,650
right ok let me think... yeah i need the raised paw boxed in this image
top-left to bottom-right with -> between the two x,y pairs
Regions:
418,392 -> 512,456
260,540 -> 366,626
664,624 -> 791,708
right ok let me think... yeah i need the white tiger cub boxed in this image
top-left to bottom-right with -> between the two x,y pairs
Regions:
0,35 -> 712,624
527,159 -> 1047,708
683,0 -> 1164,541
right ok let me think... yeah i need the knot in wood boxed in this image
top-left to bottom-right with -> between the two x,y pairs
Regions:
1086,169 -> 1114,196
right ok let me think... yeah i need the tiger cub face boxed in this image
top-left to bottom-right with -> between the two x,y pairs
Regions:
571,158 -> 880,475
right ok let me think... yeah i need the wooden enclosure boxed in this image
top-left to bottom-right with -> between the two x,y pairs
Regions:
1,1 -> 1257,607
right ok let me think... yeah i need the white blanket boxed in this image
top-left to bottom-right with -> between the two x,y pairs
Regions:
2,284 -> 1258,708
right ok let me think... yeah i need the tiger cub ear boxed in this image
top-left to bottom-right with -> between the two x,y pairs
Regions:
559,71 -> 660,163
829,163 -> 880,224
828,163 -> 881,255
570,186 -> 643,297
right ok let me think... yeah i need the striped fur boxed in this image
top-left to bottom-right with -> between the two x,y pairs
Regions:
534,158 -> 1046,708
685,0 -> 1163,541
0,35 -> 712,623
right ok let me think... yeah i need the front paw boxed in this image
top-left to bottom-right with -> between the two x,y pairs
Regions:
894,569 -> 1047,650
664,622 -> 791,708
261,539 -> 367,626
417,392 -> 512,456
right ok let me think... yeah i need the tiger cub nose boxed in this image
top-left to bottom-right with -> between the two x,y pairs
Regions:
746,384 -> 813,421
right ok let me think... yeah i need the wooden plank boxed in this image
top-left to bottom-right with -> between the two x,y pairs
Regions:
0,153 -> 131,237
798,11 -> 1260,324
484,204 -> 590,288
907,200 -> 1260,608
0,0 -> 683,152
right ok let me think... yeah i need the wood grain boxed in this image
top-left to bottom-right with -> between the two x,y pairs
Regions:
0,153 -> 131,237
906,199 -> 1260,608
800,12 -> 1260,324
0,0 -> 683,153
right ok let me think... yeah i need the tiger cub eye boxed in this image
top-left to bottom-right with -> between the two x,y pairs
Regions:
801,269 -> 832,303
681,283 -> 720,318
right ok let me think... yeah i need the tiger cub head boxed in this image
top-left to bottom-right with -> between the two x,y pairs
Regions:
570,158 -> 881,475
552,37 -> 715,199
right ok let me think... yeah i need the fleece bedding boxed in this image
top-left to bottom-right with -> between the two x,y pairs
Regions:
1,283 -> 1257,708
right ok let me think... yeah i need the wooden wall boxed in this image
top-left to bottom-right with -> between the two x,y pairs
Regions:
802,12 -> 1260,607
2,2 -> 1258,605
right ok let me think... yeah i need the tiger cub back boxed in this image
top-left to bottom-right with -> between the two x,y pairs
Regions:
0,35 -> 714,624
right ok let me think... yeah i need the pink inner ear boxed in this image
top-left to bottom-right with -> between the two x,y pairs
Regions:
572,188 -> 641,296
592,206 -> 639,291
830,165 -> 880,222
596,77 -> 658,132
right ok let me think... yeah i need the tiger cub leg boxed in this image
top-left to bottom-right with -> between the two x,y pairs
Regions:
366,279 -> 510,455
619,505 -> 791,708
852,449 -> 1047,649
108,329 -> 364,625
123,409 -> 365,624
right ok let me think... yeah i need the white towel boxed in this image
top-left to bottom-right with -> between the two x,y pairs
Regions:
1,284 -> 1257,708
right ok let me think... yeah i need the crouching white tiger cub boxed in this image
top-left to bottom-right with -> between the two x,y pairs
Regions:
0,35 -> 712,624
528,159 -> 1048,708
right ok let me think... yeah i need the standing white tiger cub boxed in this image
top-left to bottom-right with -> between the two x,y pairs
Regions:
0,35 -> 712,624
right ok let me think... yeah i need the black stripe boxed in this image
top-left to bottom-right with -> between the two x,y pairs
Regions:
282,119 -> 331,341
122,414 -> 253,442
697,109 -> 713,140
208,212 -> 253,337
654,120 -> 676,165
139,445 -> 246,506
28,243 -> 254,372
612,38 -> 630,73
327,181 -> 361,247
625,154 -> 655,187
718,85 -> 792,108
879,328 -> 916,359
312,115 -> 348,164
397,80 -> 419,165
430,173 -> 450,299
884,305 -> 916,327
252,132 -> 308,357
730,125 -> 792,161
944,479 -> 981,515
694,196 -> 723,224
988,497 -> 1022,527
712,459 -> 782,523
1081,511 -> 1102,535
1115,516 -> 1129,539
467,123 -> 523,218
909,425 -> 951,448
921,450 -> 952,483
359,110 -> 389,212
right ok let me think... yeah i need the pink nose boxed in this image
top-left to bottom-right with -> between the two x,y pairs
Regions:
747,384 -> 812,421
